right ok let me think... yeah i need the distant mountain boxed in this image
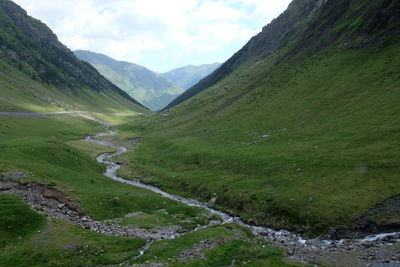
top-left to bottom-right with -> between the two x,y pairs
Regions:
74,50 -> 183,111
0,0 -> 146,114
162,63 -> 221,90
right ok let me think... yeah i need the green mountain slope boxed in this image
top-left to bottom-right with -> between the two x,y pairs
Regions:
162,63 -> 221,90
0,0 -> 147,114
118,0 -> 400,236
74,50 -> 183,111
165,0 -> 328,110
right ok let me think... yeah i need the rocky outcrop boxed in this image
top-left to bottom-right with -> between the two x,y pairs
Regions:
332,195 -> 400,239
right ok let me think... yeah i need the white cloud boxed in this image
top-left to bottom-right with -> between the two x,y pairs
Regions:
13,0 -> 292,71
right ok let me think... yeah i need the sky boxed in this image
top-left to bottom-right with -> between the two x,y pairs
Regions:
13,0 -> 292,72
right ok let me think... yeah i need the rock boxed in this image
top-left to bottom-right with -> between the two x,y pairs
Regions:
328,227 -> 336,237
1,171 -> 28,182
247,141 -> 258,146
361,241 -> 373,248
296,168 -> 302,174
0,182 -> 16,191
207,197 -> 217,207
58,203 -> 65,209
261,134 -> 271,140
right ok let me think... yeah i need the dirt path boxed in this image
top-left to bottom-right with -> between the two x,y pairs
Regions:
0,111 -> 108,124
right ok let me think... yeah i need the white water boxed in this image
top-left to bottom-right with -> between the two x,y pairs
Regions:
85,132 -> 400,251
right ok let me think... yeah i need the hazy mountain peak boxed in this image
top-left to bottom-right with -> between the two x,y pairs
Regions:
74,50 -> 184,111
163,63 -> 221,90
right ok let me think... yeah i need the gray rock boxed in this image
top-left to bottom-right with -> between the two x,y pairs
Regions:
1,171 -> 28,181
261,134 -> 271,140
207,197 -> 217,207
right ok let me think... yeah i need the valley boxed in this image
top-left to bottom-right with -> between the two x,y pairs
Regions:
0,114 -> 296,266
1,113 -> 399,266
1,0 -> 400,266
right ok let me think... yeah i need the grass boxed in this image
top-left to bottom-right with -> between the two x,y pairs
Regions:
0,116 -> 213,223
67,140 -> 116,159
0,114 -> 218,228
0,58 -> 147,114
0,194 -> 46,248
0,115 -> 238,265
119,206 -> 215,230
0,194 -> 145,267
129,224 -> 298,266
116,42 -> 400,236
173,240 -> 297,267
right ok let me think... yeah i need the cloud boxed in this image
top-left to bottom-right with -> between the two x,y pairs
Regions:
13,0 -> 291,71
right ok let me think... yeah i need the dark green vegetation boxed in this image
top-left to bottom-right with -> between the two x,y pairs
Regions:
0,0 -> 146,113
0,196 -> 145,267
162,63 -> 221,90
129,225 -> 298,266
75,50 -> 183,111
0,194 -> 46,247
117,0 -> 400,236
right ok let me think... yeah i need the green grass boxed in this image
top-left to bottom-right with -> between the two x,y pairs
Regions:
67,140 -> 116,159
116,42 -> 400,236
0,58 -> 147,114
0,194 -> 145,266
0,194 -> 46,248
173,240 -> 297,267
119,207 -> 214,230
0,115 -> 237,265
130,224 -> 298,266
0,115 -> 215,226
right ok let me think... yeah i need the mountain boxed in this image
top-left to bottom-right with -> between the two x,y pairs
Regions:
0,0 -> 147,114
165,0 -> 329,110
165,0 -> 400,109
74,50 -> 183,111
121,0 -> 400,237
162,63 -> 221,90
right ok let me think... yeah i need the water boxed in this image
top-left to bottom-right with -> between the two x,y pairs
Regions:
85,132 -> 400,253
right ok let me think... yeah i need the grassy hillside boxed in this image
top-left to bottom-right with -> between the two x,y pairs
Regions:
75,50 -> 183,111
0,57 -> 147,114
116,0 -> 400,236
0,0 -> 147,114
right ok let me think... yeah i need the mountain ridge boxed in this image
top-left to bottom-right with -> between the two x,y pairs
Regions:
0,0 -> 147,113
162,62 -> 221,90
165,0 -> 400,110
74,50 -> 183,111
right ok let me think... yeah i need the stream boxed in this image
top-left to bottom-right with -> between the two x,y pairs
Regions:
85,131 -> 400,264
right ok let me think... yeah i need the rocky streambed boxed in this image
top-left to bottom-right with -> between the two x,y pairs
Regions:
85,131 -> 400,266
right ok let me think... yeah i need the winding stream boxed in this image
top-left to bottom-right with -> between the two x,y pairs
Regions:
85,131 -> 400,261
